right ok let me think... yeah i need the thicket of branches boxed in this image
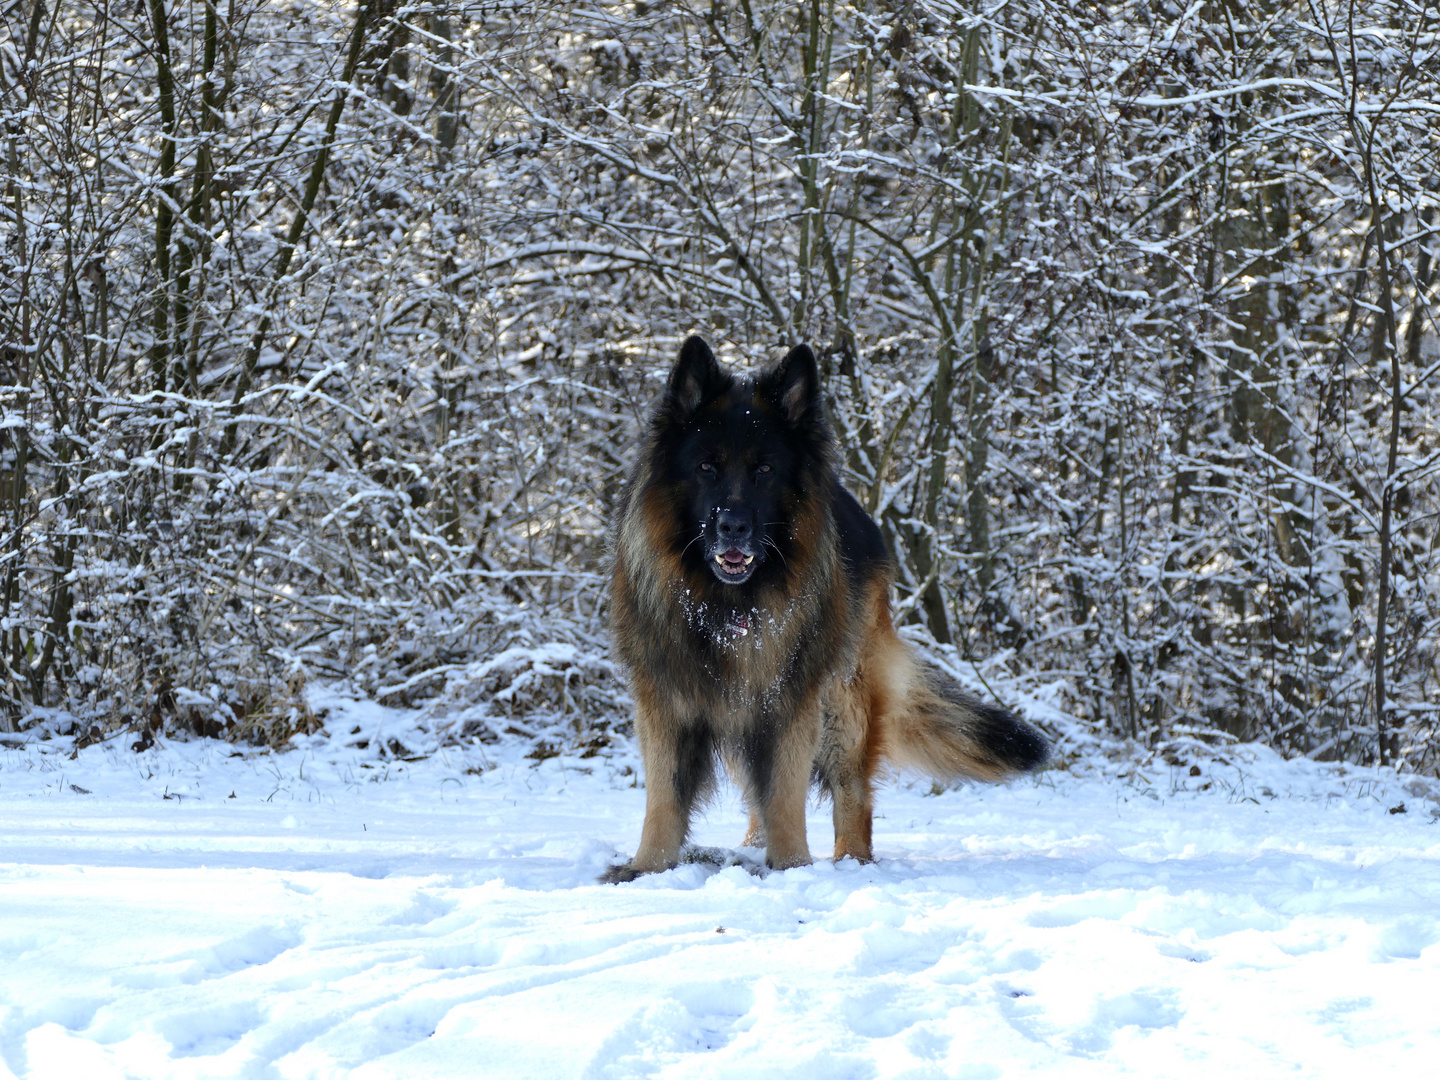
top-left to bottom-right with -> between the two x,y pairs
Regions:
3,0 -> 1437,769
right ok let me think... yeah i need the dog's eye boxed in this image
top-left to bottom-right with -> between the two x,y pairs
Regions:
699,462 -> 715,474
756,463 -> 772,475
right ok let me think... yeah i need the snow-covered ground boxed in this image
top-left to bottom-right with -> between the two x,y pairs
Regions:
2,692 -> 1438,1079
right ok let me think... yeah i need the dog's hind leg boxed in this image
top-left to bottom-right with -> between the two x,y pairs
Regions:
830,779 -> 874,862
817,680 -> 881,863
741,807 -> 764,847
722,753 -> 764,847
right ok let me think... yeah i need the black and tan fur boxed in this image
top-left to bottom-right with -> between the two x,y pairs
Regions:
603,336 -> 1047,881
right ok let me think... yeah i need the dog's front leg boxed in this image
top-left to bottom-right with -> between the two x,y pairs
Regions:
745,699 -> 822,870
603,705 -> 714,882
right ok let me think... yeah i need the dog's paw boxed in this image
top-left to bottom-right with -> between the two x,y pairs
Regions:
832,844 -> 874,864
765,850 -> 813,871
598,862 -> 644,884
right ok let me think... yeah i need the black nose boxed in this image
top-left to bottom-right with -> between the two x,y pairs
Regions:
716,509 -> 752,544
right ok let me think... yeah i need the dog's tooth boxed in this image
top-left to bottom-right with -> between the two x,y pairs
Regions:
743,555 -> 753,564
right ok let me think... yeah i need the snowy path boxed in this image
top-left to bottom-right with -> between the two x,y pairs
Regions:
2,706 -> 1438,1078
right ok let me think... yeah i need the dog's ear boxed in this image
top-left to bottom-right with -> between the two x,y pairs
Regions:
759,343 -> 821,426
666,336 -> 727,418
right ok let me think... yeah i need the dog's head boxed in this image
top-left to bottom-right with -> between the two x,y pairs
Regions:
651,336 -> 830,587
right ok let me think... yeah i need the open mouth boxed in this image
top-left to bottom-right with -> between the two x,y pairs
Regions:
714,548 -> 755,577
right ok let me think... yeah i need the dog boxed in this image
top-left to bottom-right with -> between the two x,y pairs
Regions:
602,336 -> 1047,881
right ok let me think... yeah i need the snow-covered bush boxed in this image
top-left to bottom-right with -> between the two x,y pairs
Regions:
2,1 -> 1437,772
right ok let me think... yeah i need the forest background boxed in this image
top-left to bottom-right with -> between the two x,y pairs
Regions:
2,0 -> 1437,772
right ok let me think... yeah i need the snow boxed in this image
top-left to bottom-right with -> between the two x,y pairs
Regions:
2,693 -> 1438,1078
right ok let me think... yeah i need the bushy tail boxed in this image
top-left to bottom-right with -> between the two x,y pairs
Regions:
879,649 -> 1049,783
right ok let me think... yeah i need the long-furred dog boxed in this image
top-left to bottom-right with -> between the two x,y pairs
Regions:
603,336 -> 1047,880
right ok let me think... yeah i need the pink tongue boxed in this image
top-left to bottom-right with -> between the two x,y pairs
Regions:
723,549 -> 745,564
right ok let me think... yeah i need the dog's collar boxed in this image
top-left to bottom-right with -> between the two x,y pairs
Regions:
727,612 -> 750,638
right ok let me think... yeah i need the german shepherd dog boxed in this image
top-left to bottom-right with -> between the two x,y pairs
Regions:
603,336 -> 1047,881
